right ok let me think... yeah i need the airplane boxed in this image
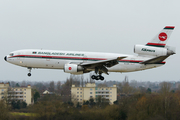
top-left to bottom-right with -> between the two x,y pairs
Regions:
4,26 -> 176,80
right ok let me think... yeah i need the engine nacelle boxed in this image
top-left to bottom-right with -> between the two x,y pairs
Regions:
134,44 -> 168,56
64,64 -> 84,74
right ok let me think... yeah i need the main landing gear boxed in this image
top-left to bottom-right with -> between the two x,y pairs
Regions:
91,67 -> 106,81
27,67 -> 32,77
91,75 -> 104,81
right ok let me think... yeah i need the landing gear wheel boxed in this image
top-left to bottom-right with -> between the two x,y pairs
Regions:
27,73 -> 31,77
100,76 -> 104,80
91,75 -> 96,79
95,76 -> 99,80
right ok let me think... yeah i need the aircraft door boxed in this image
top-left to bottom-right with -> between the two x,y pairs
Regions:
130,58 -> 135,65
17,52 -> 25,65
83,55 -> 88,62
46,55 -> 50,61
45,55 -> 55,68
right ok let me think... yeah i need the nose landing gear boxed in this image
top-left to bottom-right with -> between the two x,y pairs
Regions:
27,67 -> 32,77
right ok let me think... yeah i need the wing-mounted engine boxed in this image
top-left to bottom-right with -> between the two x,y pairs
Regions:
134,44 -> 175,56
64,64 -> 84,75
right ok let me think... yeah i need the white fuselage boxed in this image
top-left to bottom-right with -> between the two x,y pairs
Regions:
5,49 -> 164,73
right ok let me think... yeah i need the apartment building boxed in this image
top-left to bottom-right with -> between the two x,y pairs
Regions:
71,83 -> 117,105
0,83 -> 32,105
0,83 -> 9,100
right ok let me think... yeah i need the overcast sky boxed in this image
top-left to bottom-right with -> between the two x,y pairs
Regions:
1,0 -> 179,82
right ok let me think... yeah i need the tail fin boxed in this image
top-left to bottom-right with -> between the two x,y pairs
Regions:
146,26 -> 175,47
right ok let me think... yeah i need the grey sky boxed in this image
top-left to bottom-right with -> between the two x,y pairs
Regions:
1,0 -> 179,82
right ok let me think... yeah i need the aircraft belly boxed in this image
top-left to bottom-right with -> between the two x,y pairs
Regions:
23,58 -> 84,69
108,63 -> 138,72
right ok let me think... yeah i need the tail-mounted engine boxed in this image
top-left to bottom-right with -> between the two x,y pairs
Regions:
64,64 -> 84,75
134,44 -> 175,56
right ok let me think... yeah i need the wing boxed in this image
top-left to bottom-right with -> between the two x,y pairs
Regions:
140,55 -> 170,64
80,57 -> 126,75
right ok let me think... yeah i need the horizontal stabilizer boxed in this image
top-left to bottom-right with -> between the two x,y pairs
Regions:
140,55 -> 170,64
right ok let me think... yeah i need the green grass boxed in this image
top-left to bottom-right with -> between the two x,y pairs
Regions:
10,112 -> 37,117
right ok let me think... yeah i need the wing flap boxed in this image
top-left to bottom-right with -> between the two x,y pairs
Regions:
81,56 -> 126,68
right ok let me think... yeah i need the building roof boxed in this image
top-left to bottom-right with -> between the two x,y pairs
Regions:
43,90 -> 54,95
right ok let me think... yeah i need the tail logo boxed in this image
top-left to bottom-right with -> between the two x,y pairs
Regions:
158,32 -> 167,41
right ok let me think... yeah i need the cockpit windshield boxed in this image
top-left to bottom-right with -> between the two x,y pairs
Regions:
9,53 -> 14,56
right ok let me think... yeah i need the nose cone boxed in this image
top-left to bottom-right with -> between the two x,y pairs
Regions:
4,56 -> 7,61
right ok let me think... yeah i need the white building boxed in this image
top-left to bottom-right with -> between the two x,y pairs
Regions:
0,83 -> 32,105
71,83 -> 117,105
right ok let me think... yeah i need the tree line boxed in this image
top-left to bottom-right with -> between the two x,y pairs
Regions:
0,79 -> 180,120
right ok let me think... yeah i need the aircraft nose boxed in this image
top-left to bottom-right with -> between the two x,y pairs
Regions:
4,56 -> 7,61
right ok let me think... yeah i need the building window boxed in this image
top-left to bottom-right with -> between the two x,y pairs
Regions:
80,99 -> 82,101
80,88 -> 82,90
110,88 -> 112,90
77,95 -> 79,97
102,88 -> 104,90
110,95 -> 112,97
80,92 -> 82,94
90,92 -> 92,94
20,89 -> 22,91
16,89 -> 17,91
106,88 -> 108,90
1,89 -> 4,92
24,92 -> 26,94
77,99 -> 79,101
24,89 -> 26,91
77,88 -> 79,90
80,95 -> 82,97
90,96 -> 93,98
90,88 -> 92,91
110,92 -> 112,94
77,92 -> 79,94
24,96 -> 26,98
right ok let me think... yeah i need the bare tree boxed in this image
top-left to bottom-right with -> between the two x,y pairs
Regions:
159,82 -> 171,95
49,81 -> 55,92
10,81 -> 16,87
56,81 -> 61,94
81,75 -> 84,87
21,80 -> 26,86
121,76 -> 135,94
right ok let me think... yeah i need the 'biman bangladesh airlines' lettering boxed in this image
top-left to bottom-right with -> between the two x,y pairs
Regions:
4,26 -> 176,80
36,52 -> 84,56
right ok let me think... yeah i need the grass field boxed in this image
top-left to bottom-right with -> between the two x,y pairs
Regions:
10,112 -> 37,117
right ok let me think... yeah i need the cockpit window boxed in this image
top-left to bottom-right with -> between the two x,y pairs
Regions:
9,53 -> 14,56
